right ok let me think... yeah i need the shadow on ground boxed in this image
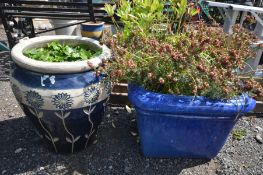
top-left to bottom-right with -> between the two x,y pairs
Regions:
0,52 -> 12,81
0,109 -> 209,175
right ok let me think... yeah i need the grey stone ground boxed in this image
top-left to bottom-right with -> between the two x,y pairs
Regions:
0,79 -> 263,175
0,24 -> 263,175
0,80 -> 263,175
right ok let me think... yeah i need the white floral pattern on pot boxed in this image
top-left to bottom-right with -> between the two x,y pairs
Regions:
10,78 -> 111,110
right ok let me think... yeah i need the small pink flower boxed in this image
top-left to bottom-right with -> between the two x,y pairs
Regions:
147,73 -> 153,80
127,59 -> 136,69
167,73 -> 172,80
87,61 -> 94,68
96,70 -> 101,77
159,77 -> 165,84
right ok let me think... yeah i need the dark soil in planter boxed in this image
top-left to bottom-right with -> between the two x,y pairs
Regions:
0,81 -> 263,175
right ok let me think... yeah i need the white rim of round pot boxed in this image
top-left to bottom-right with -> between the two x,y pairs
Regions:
11,35 -> 111,74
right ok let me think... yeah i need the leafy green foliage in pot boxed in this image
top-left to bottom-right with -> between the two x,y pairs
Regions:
105,0 -> 164,39
104,0 -> 198,38
24,41 -> 102,62
101,0 -> 263,100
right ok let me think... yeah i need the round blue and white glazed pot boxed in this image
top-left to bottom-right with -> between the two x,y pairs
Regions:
10,36 -> 111,153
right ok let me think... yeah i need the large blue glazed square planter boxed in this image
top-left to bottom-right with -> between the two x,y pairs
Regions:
128,84 -> 256,159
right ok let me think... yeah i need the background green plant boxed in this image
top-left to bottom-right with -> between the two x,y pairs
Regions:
104,0 -> 198,39
107,0 -> 165,39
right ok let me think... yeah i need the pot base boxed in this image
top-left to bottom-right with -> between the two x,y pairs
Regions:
21,99 -> 107,153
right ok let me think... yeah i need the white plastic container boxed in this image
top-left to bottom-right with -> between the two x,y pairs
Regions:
49,19 -> 78,35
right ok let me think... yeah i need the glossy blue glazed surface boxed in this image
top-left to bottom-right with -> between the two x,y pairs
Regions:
12,65 -> 102,90
128,84 -> 256,159
11,64 -> 111,153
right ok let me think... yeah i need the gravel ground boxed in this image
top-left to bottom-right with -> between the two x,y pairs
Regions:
0,25 -> 7,42
0,24 -> 263,175
0,81 -> 263,175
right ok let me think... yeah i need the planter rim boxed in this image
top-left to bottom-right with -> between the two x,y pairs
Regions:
49,19 -> 79,24
81,21 -> 105,26
11,35 -> 111,74
128,84 -> 256,117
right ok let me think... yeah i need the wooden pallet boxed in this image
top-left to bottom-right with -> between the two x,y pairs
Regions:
109,83 -> 129,106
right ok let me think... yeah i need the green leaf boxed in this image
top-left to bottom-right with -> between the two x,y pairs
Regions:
72,52 -> 80,58
232,129 -> 246,140
104,4 -> 116,17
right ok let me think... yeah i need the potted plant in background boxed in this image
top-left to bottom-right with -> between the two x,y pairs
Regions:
81,21 -> 105,40
10,35 -> 111,153
102,0 -> 263,158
